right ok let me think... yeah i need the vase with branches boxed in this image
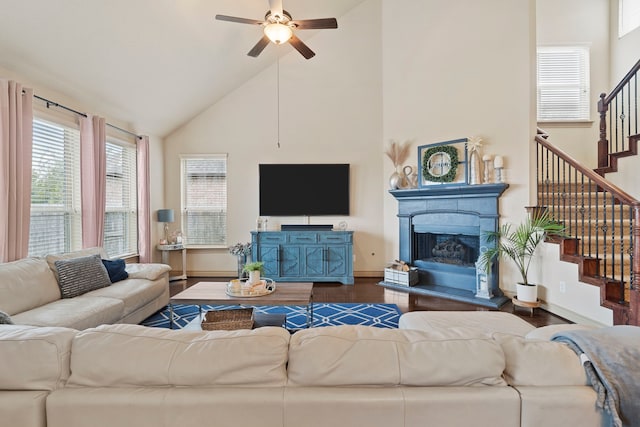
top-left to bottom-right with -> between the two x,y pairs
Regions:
385,139 -> 412,189
228,242 -> 251,279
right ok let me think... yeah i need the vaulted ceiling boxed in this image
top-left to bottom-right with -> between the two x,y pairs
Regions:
0,0 -> 366,137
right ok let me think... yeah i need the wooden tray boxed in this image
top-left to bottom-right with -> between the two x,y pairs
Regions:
226,278 -> 276,297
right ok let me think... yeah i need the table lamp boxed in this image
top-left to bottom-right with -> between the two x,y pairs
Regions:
157,209 -> 174,243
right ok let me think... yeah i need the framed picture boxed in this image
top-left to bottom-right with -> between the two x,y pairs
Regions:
418,138 -> 468,187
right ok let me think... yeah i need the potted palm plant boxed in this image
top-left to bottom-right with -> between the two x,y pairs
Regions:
479,210 -> 565,302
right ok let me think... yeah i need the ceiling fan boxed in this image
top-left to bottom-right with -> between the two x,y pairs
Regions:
215,0 -> 338,59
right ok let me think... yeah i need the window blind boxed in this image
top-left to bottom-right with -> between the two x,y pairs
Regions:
104,140 -> 138,257
181,155 -> 228,247
619,0 -> 640,37
28,118 -> 82,256
537,46 -> 590,122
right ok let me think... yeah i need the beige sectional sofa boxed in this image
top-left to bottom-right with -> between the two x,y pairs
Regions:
0,312 -> 612,427
0,247 -> 170,329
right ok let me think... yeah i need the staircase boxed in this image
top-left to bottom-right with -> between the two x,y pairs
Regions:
535,59 -> 640,326
595,59 -> 640,177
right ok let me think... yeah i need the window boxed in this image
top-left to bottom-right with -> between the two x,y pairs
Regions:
181,154 -> 227,247
104,140 -> 138,258
28,118 -> 139,258
28,118 -> 82,257
537,46 -> 590,122
619,0 -> 640,37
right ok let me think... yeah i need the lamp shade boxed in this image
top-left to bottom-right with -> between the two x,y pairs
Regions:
157,209 -> 174,223
264,23 -> 293,44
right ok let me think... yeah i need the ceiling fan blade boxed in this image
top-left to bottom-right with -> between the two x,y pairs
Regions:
268,0 -> 284,19
215,15 -> 264,25
247,35 -> 271,57
291,18 -> 338,30
288,34 -> 315,59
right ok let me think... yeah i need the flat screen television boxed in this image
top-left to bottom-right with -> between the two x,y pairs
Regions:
259,163 -> 350,216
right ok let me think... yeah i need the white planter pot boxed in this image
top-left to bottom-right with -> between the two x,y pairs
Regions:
516,283 -> 538,303
248,270 -> 261,285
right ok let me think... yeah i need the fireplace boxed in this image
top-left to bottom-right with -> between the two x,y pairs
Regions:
382,183 -> 509,308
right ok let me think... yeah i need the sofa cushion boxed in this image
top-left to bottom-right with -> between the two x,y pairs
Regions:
10,296 -> 124,330
493,333 -> 588,386
288,325 -> 507,387
67,324 -> 291,387
0,257 -> 61,316
101,259 -> 129,283
0,325 -> 76,390
55,255 -> 112,298
524,324 -> 598,341
0,310 -> 14,324
399,311 -> 536,337
124,263 -> 171,281
46,247 -> 107,280
0,390 -> 49,427
84,277 -> 168,317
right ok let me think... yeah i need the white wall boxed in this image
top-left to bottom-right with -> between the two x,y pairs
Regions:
536,0 -> 610,167
163,0 -> 384,276
537,243 -> 613,325
381,0 -> 537,293
610,0 -> 640,82
606,0 -> 640,199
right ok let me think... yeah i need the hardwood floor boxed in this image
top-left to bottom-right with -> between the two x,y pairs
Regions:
171,276 -> 571,328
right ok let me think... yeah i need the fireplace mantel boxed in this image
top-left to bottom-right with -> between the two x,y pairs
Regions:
383,183 -> 509,308
389,183 -> 509,199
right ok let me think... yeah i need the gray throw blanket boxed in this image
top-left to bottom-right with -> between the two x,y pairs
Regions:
551,325 -> 640,427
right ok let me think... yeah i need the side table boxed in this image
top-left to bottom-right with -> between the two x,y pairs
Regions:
157,244 -> 187,282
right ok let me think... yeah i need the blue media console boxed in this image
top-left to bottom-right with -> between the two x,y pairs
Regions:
251,230 -> 354,285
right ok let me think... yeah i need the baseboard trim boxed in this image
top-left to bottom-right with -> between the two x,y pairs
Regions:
354,271 -> 385,278
540,301 -> 609,327
500,290 -> 608,326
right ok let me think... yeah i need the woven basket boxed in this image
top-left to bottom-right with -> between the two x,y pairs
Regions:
201,308 -> 254,330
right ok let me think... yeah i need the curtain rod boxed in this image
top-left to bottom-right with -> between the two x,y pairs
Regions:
29,92 -> 142,140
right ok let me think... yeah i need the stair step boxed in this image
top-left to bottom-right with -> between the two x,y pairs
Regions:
555,237 -> 632,287
595,134 -> 639,177
538,203 -> 633,220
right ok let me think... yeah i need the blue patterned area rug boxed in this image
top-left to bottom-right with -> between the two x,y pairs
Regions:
140,303 -> 401,330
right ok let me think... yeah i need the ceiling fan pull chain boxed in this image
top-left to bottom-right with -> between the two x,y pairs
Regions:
277,56 -> 280,148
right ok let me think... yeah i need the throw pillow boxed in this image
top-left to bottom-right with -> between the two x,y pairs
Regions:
55,254 -> 112,299
101,259 -> 129,283
0,310 -> 13,324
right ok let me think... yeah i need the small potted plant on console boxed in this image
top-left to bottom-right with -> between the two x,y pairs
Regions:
480,209 -> 565,303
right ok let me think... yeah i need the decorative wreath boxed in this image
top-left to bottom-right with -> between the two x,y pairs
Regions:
422,145 -> 459,183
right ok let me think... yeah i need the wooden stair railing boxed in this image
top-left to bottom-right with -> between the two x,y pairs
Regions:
536,129 -> 640,325
596,58 -> 640,176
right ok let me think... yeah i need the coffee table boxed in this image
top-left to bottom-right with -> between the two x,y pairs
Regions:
168,281 -> 314,329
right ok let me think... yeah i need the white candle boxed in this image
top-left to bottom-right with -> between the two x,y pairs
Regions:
494,155 -> 504,168
482,154 -> 492,162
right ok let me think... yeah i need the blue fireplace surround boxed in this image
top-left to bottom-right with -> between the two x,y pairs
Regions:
382,183 -> 510,308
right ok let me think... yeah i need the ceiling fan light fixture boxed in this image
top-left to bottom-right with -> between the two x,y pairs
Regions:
264,23 -> 292,44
